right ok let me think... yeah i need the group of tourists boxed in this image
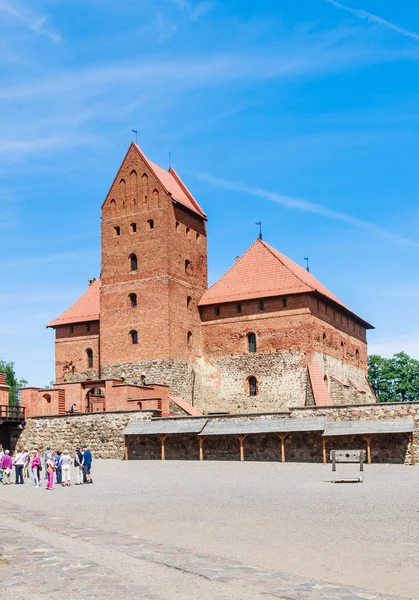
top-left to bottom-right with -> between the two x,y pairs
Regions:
0,445 -> 93,489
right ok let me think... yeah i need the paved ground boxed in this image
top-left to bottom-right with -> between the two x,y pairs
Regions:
0,461 -> 417,599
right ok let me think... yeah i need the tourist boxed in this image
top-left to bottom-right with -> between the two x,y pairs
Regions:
61,450 -> 73,486
1,450 -> 12,484
74,447 -> 84,485
22,447 -> 30,480
0,443 -> 3,483
31,450 -> 41,487
13,448 -> 25,484
82,446 -> 93,483
45,454 -> 55,490
43,447 -> 53,479
55,451 -> 62,485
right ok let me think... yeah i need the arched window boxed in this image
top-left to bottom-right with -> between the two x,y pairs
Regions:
130,223 -> 137,233
185,259 -> 191,274
355,348 -> 359,358
186,227 -> 190,237
129,293 -> 137,307
114,226 -> 120,236
110,199 -> 116,217
196,232 -> 200,243
323,333 -> 326,341
147,219 -> 154,230
248,332 -> 256,353
187,296 -> 192,308
130,253 -> 137,271
187,331 -> 193,347
248,376 -> 257,397
43,393 -> 52,403
86,349 -> 93,369
130,330 -> 138,345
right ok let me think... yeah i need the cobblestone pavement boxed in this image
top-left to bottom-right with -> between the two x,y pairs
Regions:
0,502 -> 408,600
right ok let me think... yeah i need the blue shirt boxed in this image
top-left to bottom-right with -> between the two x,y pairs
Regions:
83,450 -> 92,466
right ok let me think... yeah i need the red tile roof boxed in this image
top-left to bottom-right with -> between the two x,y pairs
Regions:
169,396 -> 203,416
348,378 -> 367,393
199,238 -> 372,326
46,279 -> 101,328
308,360 -> 333,406
135,144 -> 206,219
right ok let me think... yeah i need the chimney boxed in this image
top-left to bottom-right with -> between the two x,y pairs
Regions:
0,373 -> 6,385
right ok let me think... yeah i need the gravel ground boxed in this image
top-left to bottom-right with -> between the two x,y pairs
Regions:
1,460 -> 418,599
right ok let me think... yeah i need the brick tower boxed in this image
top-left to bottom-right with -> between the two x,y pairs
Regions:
99,143 -> 207,399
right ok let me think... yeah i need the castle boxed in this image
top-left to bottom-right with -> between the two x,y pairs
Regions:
21,143 -> 376,417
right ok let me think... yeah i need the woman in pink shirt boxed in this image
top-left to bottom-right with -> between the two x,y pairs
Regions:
31,451 -> 41,488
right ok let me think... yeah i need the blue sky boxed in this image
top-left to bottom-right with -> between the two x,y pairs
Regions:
1,0 -> 419,386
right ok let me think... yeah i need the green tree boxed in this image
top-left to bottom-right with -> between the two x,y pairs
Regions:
368,352 -> 419,402
0,360 -> 28,407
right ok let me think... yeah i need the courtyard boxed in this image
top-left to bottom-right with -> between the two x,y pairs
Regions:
0,460 -> 418,600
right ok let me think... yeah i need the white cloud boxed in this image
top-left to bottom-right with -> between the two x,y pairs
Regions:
0,0 -> 61,42
195,172 -> 419,247
324,0 -> 419,42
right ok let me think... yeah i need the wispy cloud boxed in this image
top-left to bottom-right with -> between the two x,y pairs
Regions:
369,332 -> 419,359
196,172 -> 419,247
0,0 -> 61,42
170,0 -> 215,21
324,0 -> 419,42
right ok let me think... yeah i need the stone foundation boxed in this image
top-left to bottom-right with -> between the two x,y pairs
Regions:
16,410 -> 154,459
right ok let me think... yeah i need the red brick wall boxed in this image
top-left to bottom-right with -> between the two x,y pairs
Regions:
100,145 -> 207,370
201,308 -> 367,373
55,330 -> 100,382
0,374 -> 9,405
21,388 -> 65,417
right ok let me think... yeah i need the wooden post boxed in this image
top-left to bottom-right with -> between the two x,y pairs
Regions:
322,437 -> 327,464
124,435 -> 129,461
277,433 -> 289,463
362,435 -> 375,464
411,432 -> 416,466
236,435 -> 247,462
199,436 -> 205,461
159,434 -> 168,461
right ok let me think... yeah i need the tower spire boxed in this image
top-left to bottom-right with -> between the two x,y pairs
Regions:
255,221 -> 262,240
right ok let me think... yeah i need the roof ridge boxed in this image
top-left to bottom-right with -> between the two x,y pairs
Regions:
259,239 -> 316,294
133,143 -> 172,197
169,167 -> 206,218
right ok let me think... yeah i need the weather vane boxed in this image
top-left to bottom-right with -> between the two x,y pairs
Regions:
255,221 -> 262,240
132,129 -> 139,144
304,257 -> 310,272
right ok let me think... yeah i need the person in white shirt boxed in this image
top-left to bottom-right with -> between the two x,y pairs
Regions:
61,450 -> 73,486
13,448 -> 25,484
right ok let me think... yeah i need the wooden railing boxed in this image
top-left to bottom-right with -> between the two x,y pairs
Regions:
0,405 -> 26,422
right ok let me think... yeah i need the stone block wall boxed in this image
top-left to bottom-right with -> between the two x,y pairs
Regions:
17,410 -> 154,459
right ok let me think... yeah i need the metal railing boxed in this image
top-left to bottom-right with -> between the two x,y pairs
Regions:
0,405 -> 26,421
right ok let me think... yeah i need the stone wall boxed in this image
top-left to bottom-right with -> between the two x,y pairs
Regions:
16,410 -> 154,459
101,358 -> 196,403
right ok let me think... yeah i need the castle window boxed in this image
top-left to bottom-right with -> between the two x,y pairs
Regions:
86,348 -> 93,369
323,333 -> 326,341
186,227 -> 190,237
86,323 -> 91,333
130,253 -> 138,271
185,259 -> 191,274
187,331 -> 193,347
130,330 -> 138,345
248,376 -> 258,397
248,332 -> 256,353
196,232 -> 200,242
187,296 -> 192,308
147,219 -> 154,230
130,223 -> 137,233
129,293 -> 137,307
236,303 -> 242,314
175,221 -> 180,231
110,199 -> 116,217
282,296 -> 287,309
43,393 -> 52,403
215,306 -> 220,317
258,300 -> 265,312
356,349 -> 359,358
114,226 -> 120,236
69,325 -> 74,335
